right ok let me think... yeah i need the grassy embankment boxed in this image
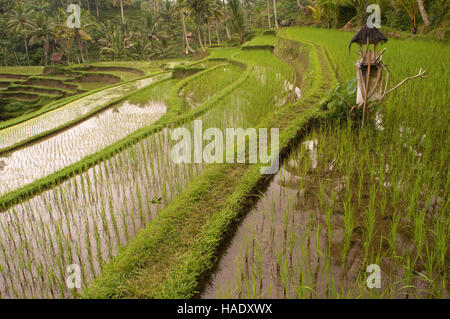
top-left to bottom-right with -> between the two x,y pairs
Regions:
85,31 -> 338,298
210,27 -> 449,298
0,63 -> 162,130
0,49 -> 255,298
0,72 -> 171,155
0,53 -> 250,213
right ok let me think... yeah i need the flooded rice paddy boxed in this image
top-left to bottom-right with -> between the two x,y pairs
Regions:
0,80 -> 170,195
203,125 -> 447,299
0,128 -> 203,298
0,74 -> 168,150
180,64 -> 243,109
0,52 -> 294,298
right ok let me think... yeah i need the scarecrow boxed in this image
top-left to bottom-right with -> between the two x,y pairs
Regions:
347,25 -> 427,127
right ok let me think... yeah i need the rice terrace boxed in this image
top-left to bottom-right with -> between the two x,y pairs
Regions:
0,0 -> 448,303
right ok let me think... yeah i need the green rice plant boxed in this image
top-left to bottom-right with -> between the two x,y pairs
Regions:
213,33 -> 448,295
0,41 -> 295,298
1,26 -> 445,300
85,29 -> 340,299
363,185 -> 377,258
0,78 -> 172,195
342,191 -> 354,266
179,64 -> 243,109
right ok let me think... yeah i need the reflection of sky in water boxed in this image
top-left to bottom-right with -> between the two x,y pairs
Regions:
0,75 -> 165,149
0,100 -> 166,195
0,55 -> 297,299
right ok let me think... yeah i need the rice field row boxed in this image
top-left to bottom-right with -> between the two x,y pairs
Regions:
242,33 -> 276,50
179,64 -> 244,109
84,39 -> 326,299
0,74 -> 167,150
0,60 -> 247,196
202,28 -> 449,299
0,46 -> 295,298
0,79 -> 174,195
206,123 -> 448,299
2,27 -> 445,300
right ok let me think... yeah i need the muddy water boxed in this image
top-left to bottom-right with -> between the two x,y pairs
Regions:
0,129 -> 204,298
202,164 -> 357,298
0,98 -> 167,195
0,74 -> 168,149
202,136 -> 439,299
0,52 -> 294,298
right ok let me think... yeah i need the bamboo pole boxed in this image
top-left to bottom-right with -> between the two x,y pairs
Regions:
362,39 -> 371,128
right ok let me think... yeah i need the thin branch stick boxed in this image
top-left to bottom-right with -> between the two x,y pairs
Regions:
384,68 -> 428,95
350,104 -> 359,113
375,48 -> 386,63
357,67 -> 366,102
362,38 -> 371,128
382,63 -> 390,96
373,65 -> 427,110
362,62 -> 371,127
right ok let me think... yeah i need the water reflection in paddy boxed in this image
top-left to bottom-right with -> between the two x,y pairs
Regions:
0,54 -> 294,298
0,100 -> 167,194
0,74 -> 167,149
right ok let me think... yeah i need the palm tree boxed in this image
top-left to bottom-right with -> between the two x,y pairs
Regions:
150,37 -> 179,59
183,0 -> 210,51
109,0 -> 132,24
54,8 -> 94,64
346,0 -> 378,26
5,3 -> 34,66
266,0 -> 272,28
203,0 -> 223,46
99,21 -> 133,60
53,8 -> 75,64
272,0 -> 279,29
209,0 -> 225,45
29,12 -> 54,66
394,0 -> 419,33
133,11 -> 174,59
309,0 -> 342,29
178,0 -> 209,52
158,0 -> 177,38
250,6 -> 265,29
129,30 -> 153,60
140,12 -> 163,45
77,10 -> 97,64
229,0 -> 245,44
417,0 -> 430,28
179,7 -> 196,53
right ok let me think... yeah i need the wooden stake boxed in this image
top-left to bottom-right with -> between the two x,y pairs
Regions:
362,39 -> 371,128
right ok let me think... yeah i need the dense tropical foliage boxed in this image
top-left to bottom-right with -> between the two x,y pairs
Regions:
0,0 -> 448,66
